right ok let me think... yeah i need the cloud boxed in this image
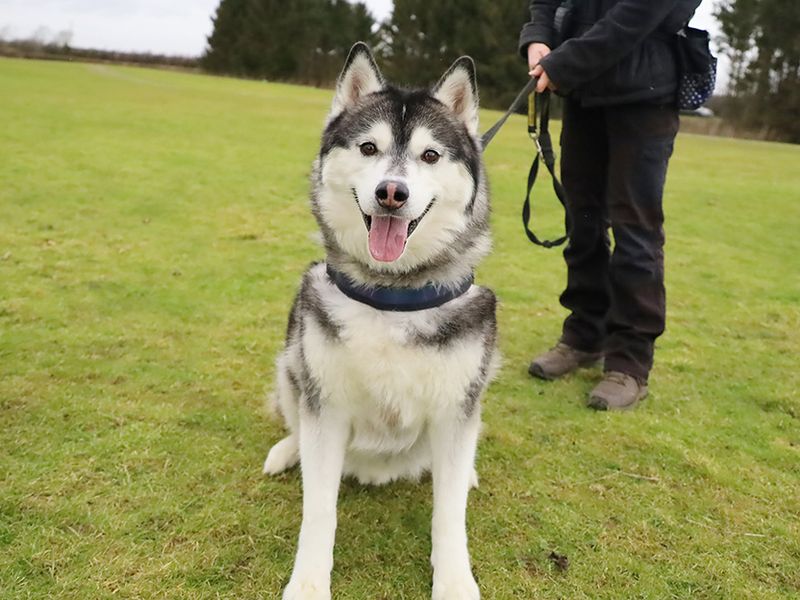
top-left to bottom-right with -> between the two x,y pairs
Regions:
0,0 -> 219,55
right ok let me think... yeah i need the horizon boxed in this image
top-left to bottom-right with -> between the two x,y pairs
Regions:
0,1 -> 727,89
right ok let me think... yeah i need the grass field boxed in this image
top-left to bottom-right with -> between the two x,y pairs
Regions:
1,57 -> 799,599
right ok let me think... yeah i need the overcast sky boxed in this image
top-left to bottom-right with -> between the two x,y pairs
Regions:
0,0 -> 724,84
0,1 -> 719,55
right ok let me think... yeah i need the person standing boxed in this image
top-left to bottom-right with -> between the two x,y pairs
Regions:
520,0 -> 702,410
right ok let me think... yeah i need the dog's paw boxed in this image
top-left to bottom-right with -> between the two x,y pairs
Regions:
282,575 -> 331,600
432,572 -> 480,600
263,435 -> 299,475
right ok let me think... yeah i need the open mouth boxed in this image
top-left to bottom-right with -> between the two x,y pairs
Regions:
351,189 -> 435,262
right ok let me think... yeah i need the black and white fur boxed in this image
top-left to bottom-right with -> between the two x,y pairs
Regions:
264,43 -> 498,600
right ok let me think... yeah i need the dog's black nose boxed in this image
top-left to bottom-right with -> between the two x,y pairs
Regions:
375,180 -> 409,210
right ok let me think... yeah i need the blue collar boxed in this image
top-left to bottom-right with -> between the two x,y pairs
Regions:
326,264 -> 473,312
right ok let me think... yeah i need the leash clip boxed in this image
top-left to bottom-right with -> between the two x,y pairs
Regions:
530,131 -> 544,157
527,90 -> 542,154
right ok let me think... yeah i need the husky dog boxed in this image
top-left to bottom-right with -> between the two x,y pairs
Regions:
263,43 -> 498,600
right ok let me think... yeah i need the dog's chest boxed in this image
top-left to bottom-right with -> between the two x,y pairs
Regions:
302,282 -> 484,429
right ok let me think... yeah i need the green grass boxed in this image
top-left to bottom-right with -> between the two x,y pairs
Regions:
1,57 -> 799,599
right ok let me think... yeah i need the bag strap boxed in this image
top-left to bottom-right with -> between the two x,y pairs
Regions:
480,79 -> 570,249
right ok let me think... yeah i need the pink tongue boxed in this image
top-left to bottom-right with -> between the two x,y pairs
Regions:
368,216 -> 410,262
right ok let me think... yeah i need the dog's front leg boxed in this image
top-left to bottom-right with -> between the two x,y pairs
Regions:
283,406 -> 349,600
429,411 -> 481,600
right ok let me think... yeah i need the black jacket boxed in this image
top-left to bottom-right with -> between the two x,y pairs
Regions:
519,0 -> 701,106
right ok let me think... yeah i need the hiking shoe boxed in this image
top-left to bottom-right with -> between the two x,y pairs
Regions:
588,371 -> 648,411
528,342 -> 603,381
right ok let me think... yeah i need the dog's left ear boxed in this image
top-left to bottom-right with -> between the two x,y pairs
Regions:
433,57 -> 479,135
330,42 -> 384,118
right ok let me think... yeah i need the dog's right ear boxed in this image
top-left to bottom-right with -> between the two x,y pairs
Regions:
330,42 -> 384,118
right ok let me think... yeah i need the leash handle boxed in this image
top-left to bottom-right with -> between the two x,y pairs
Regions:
528,90 -> 536,134
480,78 -> 570,250
521,91 -> 570,249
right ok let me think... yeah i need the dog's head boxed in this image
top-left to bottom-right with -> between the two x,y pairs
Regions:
312,43 -> 490,286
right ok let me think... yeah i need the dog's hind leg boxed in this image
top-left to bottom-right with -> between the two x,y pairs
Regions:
264,352 -> 301,475
263,434 -> 299,475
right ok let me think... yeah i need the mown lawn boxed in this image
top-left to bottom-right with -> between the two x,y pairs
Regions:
1,57 -> 799,599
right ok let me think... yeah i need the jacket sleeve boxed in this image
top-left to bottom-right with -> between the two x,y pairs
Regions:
518,0 -> 561,57
539,0 -> 682,94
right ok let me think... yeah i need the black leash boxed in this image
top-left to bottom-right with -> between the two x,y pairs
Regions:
480,76 -> 538,147
481,78 -> 569,249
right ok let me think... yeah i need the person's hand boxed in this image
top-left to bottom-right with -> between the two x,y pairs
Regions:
527,43 -> 556,93
527,42 -> 550,71
530,64 -> 556,93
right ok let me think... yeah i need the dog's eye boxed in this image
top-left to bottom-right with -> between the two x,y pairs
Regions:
421,149 -> 440,164
359,142 -> 378,157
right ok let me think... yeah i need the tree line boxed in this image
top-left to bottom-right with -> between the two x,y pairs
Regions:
202,0 -> 528,109
199,0 -> 798,143
0,38 -> 199,69
715,0 -> 800,143
203,0 -> 374,87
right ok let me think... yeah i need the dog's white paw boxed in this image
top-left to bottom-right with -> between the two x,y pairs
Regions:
263,435 -> 299,475
432,571 -> 480,600
470,468 -> 479,489
282,575 -> 331,600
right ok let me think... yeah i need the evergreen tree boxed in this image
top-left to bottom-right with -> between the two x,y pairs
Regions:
203,0 -> 251,75
203,0 -> 376,86
380,0 -> 529,109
